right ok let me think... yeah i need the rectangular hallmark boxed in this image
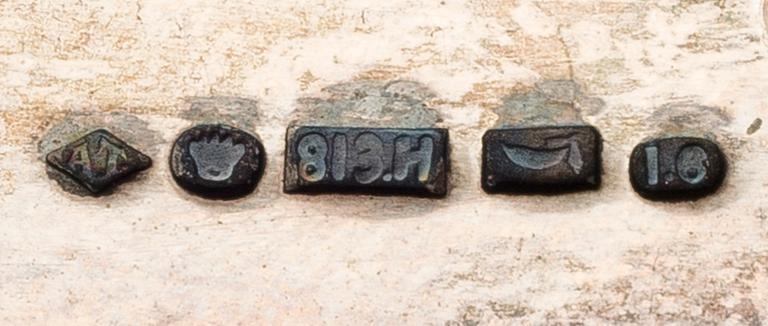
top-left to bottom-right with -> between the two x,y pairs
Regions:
284,126 -> 449,196
482,126 -> 602,193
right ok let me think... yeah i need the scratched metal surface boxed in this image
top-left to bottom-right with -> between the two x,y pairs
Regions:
1,0 -> 767,324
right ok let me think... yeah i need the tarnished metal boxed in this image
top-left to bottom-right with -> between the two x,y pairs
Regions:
170,124 -> 265,199
629,137 -> 726,200
284,126 -> 449,196
45,129 -> 152,194
482,126 -> 601,193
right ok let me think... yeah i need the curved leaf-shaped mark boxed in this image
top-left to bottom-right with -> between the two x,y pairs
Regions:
503,145 -> 569,170
503,135 -> 583,174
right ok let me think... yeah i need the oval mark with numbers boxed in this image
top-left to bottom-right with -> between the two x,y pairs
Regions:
629,137 -> 725,200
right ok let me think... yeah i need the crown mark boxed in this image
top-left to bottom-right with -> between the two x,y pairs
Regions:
171,124 -> 265,199
188,135 -> 246,181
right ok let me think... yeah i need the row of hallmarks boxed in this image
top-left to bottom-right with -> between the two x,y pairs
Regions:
45,125 -> 726,200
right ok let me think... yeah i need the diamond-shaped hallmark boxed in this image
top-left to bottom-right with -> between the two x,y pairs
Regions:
46,129 -> 152,194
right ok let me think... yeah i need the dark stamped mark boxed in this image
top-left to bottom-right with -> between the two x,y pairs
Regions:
482,126 -> 602,193
629,137 -> 726,200
170,124 -> 265,199
283,126 -> 449,197
747,118 -> 762,135
45,129 -> 152,194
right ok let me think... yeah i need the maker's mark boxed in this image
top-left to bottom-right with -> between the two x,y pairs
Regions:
45,129 -> 152,194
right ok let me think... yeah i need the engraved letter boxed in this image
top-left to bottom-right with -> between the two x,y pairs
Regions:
331,133 -> 347,181
95,137 -> 127,175
297,133 -> 328,182
66,141 -> 91,170
676,145 -> 708,184
352,132 -> 384,184
645,145 -> 658,185
393,135 -> 434,182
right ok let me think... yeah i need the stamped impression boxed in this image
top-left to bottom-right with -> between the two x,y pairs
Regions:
283,126 -> 449,197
